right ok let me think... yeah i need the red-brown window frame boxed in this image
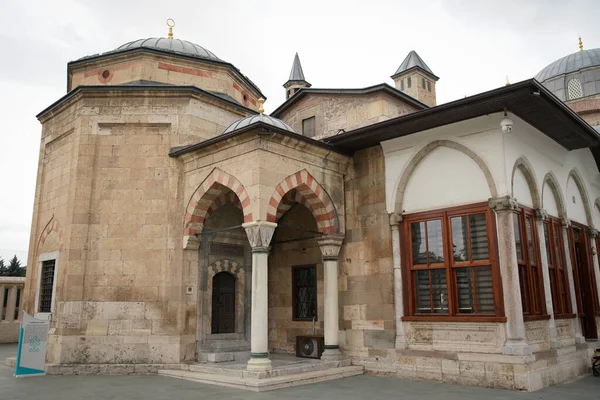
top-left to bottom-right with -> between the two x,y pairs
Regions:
513,206 -> 548,320
543,217 -> 573,318
401,202 -> 506,322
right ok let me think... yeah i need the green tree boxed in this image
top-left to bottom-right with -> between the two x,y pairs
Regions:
5,255 -> 26,277
0,257 -> 6,276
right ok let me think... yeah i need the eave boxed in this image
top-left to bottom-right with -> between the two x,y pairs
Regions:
169,121 -> 349,158
327,79 -> 600,154
270,83 -> 428,118
36,84 -> 258,122
67,47 -> 266,99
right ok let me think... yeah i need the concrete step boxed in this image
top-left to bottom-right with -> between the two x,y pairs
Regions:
158,365 -> 364,392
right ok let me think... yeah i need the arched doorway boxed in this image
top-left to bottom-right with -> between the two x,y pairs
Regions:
212,272 -> 236,334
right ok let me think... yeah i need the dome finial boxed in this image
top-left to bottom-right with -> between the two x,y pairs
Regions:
579,35 -> 583,51
258,98 -> 265,115
505,75 -> 510,86
167,18 -> 175,39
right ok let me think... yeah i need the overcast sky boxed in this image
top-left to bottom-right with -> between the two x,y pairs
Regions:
0,0 -> 598,264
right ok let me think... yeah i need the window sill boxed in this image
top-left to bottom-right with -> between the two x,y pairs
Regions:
402,315 -> 507,323
523,314 -> 551,321
553,313 -> 576,320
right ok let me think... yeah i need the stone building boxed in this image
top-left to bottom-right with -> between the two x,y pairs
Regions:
21,26 -> 600,391
0,277 -> 26,343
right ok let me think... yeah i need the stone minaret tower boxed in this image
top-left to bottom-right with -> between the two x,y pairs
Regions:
284,53 -> 311,99
391,50 -> 439,107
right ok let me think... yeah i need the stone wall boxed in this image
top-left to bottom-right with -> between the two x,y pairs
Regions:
339,146 -> 396,357
26,91 -> 250,366
69,53 -> 262,111
277,92 -> 419,139
392,69 -> 437,107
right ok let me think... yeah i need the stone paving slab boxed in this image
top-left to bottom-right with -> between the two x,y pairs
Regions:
1,344 -> 599,400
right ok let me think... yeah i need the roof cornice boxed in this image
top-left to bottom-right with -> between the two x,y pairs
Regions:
36,84 -> 257,122
271,83 -> 428,117
67,47 -> 266,99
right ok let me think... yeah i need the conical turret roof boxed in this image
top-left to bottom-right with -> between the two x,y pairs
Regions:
392,50 -> 438,80
284,53 -> 310,86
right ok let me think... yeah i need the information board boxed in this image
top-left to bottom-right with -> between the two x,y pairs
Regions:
14,312 -> 49,378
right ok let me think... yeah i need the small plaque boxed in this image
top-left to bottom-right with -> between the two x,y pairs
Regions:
209,242 -> 245,257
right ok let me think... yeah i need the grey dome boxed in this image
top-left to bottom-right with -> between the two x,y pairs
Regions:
223,115 -> 297,135
535,48 -> 600,82
115,38 -> 222,62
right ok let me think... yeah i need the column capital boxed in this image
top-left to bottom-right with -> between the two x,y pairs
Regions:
242,221 -> 277,249
318,234 -> 344,260
389,213 -> 403,226
488,195 -> 518,212
588,227 -> 598,238
182,234 -> 201,250
534,208 -> 548,221
561,217 -> 571,228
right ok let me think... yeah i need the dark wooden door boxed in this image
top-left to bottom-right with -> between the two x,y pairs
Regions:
211,272 -> 235,334
571,227 -> 598,339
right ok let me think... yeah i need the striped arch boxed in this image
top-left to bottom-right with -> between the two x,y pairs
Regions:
38,216 -> 65,252
567,168 -> 594,228
266,170 -> 339,234
209,259 -> 244,276
184,168 -> 252,237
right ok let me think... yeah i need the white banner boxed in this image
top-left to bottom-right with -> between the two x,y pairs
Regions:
14,311 -> 49,378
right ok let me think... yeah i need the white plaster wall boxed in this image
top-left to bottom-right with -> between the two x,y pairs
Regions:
382,113 -> 508,213
542,183 -> 560,218
566,176 -> 588,225
402,146 -> 491,213
503,115 -> 600,227
513,167 -> 534,208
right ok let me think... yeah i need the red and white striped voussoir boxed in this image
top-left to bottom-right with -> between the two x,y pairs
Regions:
38,216 -> 65,252
184,169 -> 252,236
266,170 -> 338,233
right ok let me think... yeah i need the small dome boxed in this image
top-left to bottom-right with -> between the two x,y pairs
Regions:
223,115 -> 297,135
535,48 -> 600,82
115,38 -> 222,62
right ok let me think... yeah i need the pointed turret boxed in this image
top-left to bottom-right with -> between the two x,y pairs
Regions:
284,53 -> 311,99
392,50 -> 439,107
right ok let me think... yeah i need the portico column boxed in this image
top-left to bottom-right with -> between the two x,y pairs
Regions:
561,219 -> 585,344
0,285 -> 4,320
390,213 -> 407,349
489,196 -> 532,355
534,208 -> 560,348
6,286 -> 18,322
588,228 -> 600,323
318,234 -> 344,360
243,221 -> 277,371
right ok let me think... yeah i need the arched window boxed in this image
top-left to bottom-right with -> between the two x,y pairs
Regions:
567,78 -> 583,100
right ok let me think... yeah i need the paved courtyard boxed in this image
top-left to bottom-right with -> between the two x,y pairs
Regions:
0,344 -> 598,399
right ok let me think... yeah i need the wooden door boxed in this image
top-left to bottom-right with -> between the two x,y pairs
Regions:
570,226 -> 598,339
211,272 -> 235,334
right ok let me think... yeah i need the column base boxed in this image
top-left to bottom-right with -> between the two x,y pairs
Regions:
247,354 -> 272,371
550,339 -> 562,349
502,340 -> 532,356
321,346 -> 343,361
395,336 -> 408,350
575,335 -> 586,344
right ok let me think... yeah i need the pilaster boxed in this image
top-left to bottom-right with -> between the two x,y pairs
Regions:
318,234 -> 344,360
389,212 -> 407,349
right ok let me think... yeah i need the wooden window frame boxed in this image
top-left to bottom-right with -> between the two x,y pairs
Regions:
292,264 -> 317,321
513,206 -> 548,320
401,202 -> 505,322
543,217 -> 573,318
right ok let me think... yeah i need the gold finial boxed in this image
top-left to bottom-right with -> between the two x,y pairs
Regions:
505,75 -> 510,86
258,98 -> 265,115
167,18 -> 175,39
579,36 -> 583,51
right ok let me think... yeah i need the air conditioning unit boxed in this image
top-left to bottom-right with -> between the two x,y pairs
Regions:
296,335 -> 324,359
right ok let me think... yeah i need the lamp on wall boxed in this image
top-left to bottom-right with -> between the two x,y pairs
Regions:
501,108 -> 514,133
